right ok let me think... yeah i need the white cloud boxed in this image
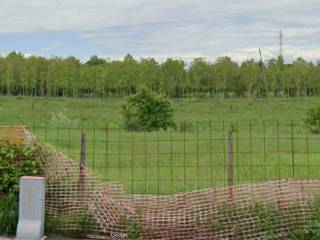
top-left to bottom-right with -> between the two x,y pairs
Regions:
0,0 -> 318,33
223,47 -> 276,63
224,45 -> 320,63
285,47 -> 320,61
0,0 -> 319,62
40,42 -> 64,51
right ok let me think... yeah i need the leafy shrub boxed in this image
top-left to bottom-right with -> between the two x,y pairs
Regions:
0,141 -> 19,161
0,159 -> 39,194
0,193 -> 18,236
0,141 -> 39,195
122,89 -> 176,131
305,106 -> 320,133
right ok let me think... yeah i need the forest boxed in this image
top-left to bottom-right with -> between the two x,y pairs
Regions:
0,51 -> 320,98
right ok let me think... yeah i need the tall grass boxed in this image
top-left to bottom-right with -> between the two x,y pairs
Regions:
0,193 -> 18,236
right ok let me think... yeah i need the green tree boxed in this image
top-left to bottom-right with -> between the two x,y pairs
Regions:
213,57 -> 240,97
139,58 -> 160,91
291,58 -> 310,97
160,58 -> 186,98
86,55 -> 106,66
240,59 -> 262,100
188,58 -> 213,97
122,88 -> 176,131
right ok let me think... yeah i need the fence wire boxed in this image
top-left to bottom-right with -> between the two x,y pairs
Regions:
25,120 -> 320,195
23,128 -> 320,239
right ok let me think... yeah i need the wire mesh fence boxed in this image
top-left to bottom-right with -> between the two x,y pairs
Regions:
2,122 -> 320,239
23,128 -> 320,239
20,120 -> 320,195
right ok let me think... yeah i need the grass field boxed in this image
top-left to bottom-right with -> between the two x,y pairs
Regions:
0,95 -> 317,125
1,95 -> 320,194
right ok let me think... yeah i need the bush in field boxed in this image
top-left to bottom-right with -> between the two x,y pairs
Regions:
122,89 -> 176,131
305,106 -> 320,134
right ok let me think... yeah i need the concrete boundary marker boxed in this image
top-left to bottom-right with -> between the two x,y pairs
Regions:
16,176 -> 46,240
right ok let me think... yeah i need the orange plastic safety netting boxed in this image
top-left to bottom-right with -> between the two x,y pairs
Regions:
24,129 -> 320,240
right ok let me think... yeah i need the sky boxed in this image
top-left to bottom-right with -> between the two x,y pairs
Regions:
0,0 -> 319,63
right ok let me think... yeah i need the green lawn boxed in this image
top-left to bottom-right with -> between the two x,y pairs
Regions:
1,96 -> 320,194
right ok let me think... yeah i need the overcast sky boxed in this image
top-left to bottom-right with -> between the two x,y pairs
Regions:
0,0 -> 319,63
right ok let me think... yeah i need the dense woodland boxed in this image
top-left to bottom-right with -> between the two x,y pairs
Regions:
1,51 -> 320,98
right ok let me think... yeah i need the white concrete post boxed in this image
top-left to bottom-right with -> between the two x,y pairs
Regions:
16,176 -> 45,240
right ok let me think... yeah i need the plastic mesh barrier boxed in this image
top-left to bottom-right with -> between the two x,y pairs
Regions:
24,130 -> 320,239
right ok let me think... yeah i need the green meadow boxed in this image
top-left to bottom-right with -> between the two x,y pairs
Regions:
1,95 -> 320,194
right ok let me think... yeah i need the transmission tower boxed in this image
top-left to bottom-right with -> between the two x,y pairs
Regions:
279,30 -> 283,57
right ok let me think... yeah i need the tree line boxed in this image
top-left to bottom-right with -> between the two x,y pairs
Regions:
1,51 -> 320,99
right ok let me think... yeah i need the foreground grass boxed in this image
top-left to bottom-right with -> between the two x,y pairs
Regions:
1,96 -> 320,194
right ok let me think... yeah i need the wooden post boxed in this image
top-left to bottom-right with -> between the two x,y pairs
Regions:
227,130 -> 234,204
80,131 -> 86,167
227,131 -> 233,187
79,131 -> 86,200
